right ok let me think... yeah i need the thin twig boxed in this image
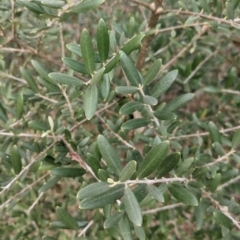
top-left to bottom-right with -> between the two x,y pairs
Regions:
35,93 -> 58,104
143,203 -> 184,214
125,177 -> 186,185
0,72 -> 27,84
131,0 -> 152,10
205,150 -> 235,167
217,174 -> 240,191
26,192 -> 44,215
221,89 -> 240,95
78,220 -> 94,237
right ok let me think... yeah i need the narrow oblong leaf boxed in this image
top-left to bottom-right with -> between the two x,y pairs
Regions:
20,67 -> 39,92
148,185 -> 164,202
80,29 -> 95,74
83,84 -> 98,120
11,145 -> 22,175
0,102 -> 8,123
116,86 -> 139,94
208,121 -> 221,143
51,167 -> 85,178
62,57 -> 88,74
41,0 -> 65,8
143,95 -> 158,105
31,60 -> 52,82
56,207 -> 79,230
85,153 -> 101,177
104,53 -> 120,73
121,33 -> 145,54
121,118 -> 151,130
134,225 -> 146,240
100,74 -> 110,100
162,93 -> 194,112
120,51 -> 141,86
176,157 -> 194,176
17,92 -> 24,119
38,176 -> 61,193
66,43 -> 82,57
90,67 -> 105,84
157,152 -> 180,178
124,186 -> 142,226
104,211 -> 124,229
77,182 -> 111,199
138,141 -> 169,178
209,173 -> 221,192
232,128 -> 240,149
213,211 -> 233,229
119,101 -> 144,115
49,73 -> 84,86
97,135 -> 123,175
79,184 -> 124,209
97,19 -> 109,63
28,120 -> 48,131
168,183 -> 198,206
69,0 -> 105,13
119,160 -> 137,182
151,70 -> 178,98
143,59 -> 162,86
154,111 -> 176,121
17,0 -> 46,14
42,236 -> 58,240
118,214 -> 133,240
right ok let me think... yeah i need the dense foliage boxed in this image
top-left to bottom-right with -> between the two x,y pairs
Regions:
0,0 -> 240,239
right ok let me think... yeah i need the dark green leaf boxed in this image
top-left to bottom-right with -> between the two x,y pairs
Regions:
143,59 -> 162,86
56,207 -> 79,230
41,1 -> 65,8
38,176 -> 61,193
151,70 -> 178,98
120,51 -> 141,86
49,73 -> 84,86
91,67 -> 105,84
104,54 -> 120,73
162,93 -> 194,112
97,19 -> 109,63
154,111 -> 176,120
104,211 -> 124,229
157,152 -> 180,178
124,186 -> 142,226
51,167 -> 85,178
17,0 -> 46,14
11,145 -> 22,175
208,121 -> 221,143
119,101 -> 144,115
232,128 -> 240,149
80,29 -> 95,75
62,57 -> 88,74
83,84 -> 98,120
121,118 -> 151,130
20,67 -> 39,93
176,157 -> 194,176
168,183 -> 198,206
148,185 -> 164,202
119,160 -> 137,182
97,135 -> 123,175
134,225 -> 146,240
69,0 -> 105,13
118,214 -> 133,240
121,33 -> 145,55
79,184 -> 124,209
138,141 -> 169,178
16,92 -> 23,119
213,211 -> 233,229
143,95 -> 158,105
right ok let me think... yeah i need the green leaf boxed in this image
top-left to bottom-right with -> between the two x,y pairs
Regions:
77,182 -> 111,199
232,128 -> 240,149
97,135 -> 123,175
42,236 -> 58,240
20,67 -> 39,93
100,74 -> 110,100
69,0 -> 105,13
56,207 -> 79,230
121,33 -> 145,55
91,67 -> 105,84
208,121 -> 221,143
11,145 -> 22,175
85,153 -> 101,177
31,60 -> 53,82
41,0 -> 65,8
104,54 -> 120,73
143,59 -> 162,86
121,118 -> 151,130
119,160 -> 137,182
119,101 -> 144,115
17,0 -> 46,14
62,57 -> 88,74
162,93 -> 194,112
38,176 -> 61,193
134,225 -> 146,240
209,173 -> 221,192
51,167 -> 86,178
151,70 -> 178,98
199,0 -> 209,13
124,186 -> 142,226
104,211 -> 124,229
83,84 -> 98,120
80,29 -> 95,75
143,95 -> 158,105
157,152 -> 180,178
0,102 -> 8,123
120,51 -> 141,86
168,183 -> 198,206
98,169 -> 109,181
148,185 -> 164,202
116,86 -> 139,94
118,214 -> 133,240
176,157 -> 194,176
49,73 -> 84,86
138,141 -> 169,178
97,19 -> 109,63
16,92 -> 24,120
226,2 -> 234,19
28,120 -> 48,131
66,43 -> 82,57
153,111 -> 176,121
213,211 -> 233,229
79,184 -> 125,209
